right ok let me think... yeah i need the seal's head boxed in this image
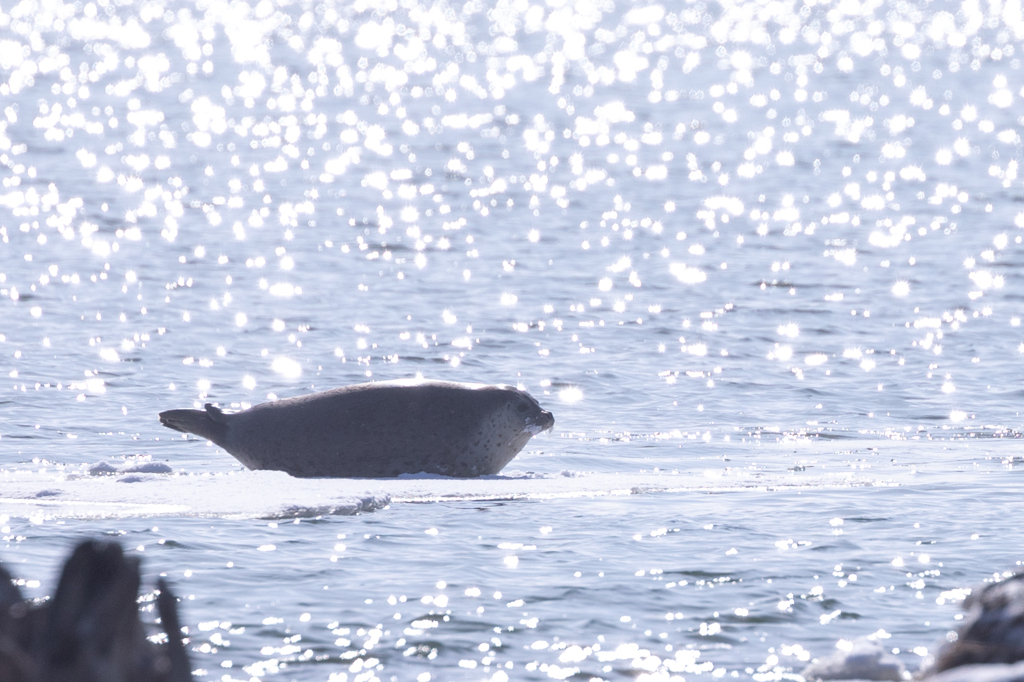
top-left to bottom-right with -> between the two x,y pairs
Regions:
511,388 -> 555,435
449,384 -> 555,476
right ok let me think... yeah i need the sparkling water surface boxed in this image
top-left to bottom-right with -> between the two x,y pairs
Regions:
3,0 -> 1024,679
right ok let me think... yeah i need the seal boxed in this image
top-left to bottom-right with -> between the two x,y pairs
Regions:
158,379 -> 555,478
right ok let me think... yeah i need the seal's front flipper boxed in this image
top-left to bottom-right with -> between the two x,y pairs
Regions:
159,408 -> 228,445
205,403 -> 229,423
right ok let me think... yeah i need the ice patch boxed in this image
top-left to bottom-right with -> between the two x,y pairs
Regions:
89,460 -> 173,475
802,637 -> 905,681
0,466 -> 889,520
89,461 -> 119,475
122,462 -> 173,474
0,469 -> 391,520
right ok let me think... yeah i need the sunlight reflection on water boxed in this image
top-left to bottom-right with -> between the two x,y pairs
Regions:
3,0 -> 1024,678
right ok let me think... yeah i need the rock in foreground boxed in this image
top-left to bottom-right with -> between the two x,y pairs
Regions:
0,539 -> 191,682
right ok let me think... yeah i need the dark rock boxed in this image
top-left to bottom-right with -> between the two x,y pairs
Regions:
926,661 -> 1024,682
0,540 -> 191,682
932,573 -> 1024,673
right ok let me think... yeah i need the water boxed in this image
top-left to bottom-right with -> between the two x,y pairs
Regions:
3,0 -> 1024,679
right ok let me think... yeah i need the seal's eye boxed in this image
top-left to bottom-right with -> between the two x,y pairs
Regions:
517,403 -> 528,412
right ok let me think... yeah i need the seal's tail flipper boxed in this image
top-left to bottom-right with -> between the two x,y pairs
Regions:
159,405 -> 228,444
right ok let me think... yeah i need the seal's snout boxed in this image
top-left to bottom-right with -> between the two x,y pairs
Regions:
535,410 -> 555,432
